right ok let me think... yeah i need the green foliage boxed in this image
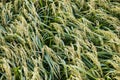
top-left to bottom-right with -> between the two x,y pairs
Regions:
0,0 -> 120,80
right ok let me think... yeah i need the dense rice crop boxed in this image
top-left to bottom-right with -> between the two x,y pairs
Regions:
0,0 -> 120,80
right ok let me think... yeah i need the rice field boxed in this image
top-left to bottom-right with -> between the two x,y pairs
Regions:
0,0 -> 120,80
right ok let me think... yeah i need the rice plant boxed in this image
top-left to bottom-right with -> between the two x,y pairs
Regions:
0,0 -> 120,80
